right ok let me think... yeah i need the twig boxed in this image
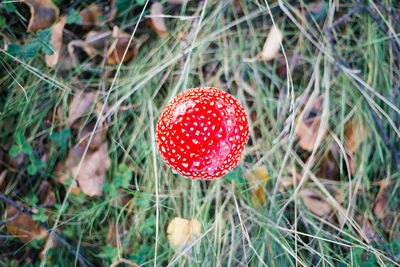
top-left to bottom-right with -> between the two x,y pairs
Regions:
0,193 -> 89,267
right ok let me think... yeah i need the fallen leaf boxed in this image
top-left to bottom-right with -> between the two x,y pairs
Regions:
261,25 -> 283,61
316,144 -> 340,180
167,217 -> 201,247
76,143 -> 110,197
38,180 -> 56,205
23,0 -> 59,32
106,27 -> 133,65
295,114 -> 322,151
106,223 -> 129,249
68,91 -> 97,127
45,16 -> 66,68
344,117 -> 365,153
67,40 -> 97,64
0,170 -> 6,190
80,4 -> 102,30
54,144 -> 84,194
85,30 -> 112,49
78,121 -> 108,150
373,179 -> 389,219
245,165 -> 269,206
6,205 -> 48,243
110,259 -> 138,267
55,143 -> 110,197
148,2 -> 167,38
300,188 -> 332,216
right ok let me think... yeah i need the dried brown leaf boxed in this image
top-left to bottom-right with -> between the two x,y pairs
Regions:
261,26 -> 283,61
80,4 -> 102,30
55,143 -> 110,197
300,188 -> 332,216
68,91 -> 97,127
0,170 -> 7,190
295,114 -> 322,151
106,35 -> 133,65
167,217 -> 201,247
373,180 -> 389,219
54,145 -> 84,194
110,259 -> 138,267
67,40 -> 97,64
85,30 -> 112,49
78,121 -> 107,150
45,16 -> 66,68
23,0 -> 59,32
344,117 -> 365,153
76,143 -> 110,197
148,2 -> 167,38
6,205 -> 48,243
38,181 -> 56,205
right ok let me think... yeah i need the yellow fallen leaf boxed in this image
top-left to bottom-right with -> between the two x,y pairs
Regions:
148,2 -> 167,38
261,25 -> 283,61
23,0 -> 59,32
45,16 -> 66,68
6,205 -> 48,243
167,217 -> 201,247
245,165 -> 269,206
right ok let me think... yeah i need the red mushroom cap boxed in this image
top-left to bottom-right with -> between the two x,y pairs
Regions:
156,87 -> 249,180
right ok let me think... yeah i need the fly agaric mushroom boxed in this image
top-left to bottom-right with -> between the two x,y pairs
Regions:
156,87 -> 249,179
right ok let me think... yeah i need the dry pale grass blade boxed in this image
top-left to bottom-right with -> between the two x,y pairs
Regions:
148,2 -> 167,38
167,217 -> 201,248
68,91 -> 97,127
6,205 -> 48,243
45,16 -> 66,68
261,25 -> 283,61
23,0 -> 59,32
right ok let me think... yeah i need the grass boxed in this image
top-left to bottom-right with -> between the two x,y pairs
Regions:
1,0 -> 400,266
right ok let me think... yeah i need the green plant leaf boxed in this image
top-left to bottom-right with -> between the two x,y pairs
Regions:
0,16 -> 7,28
16,132 -> 25,145
23,41 -> 40,60
9,145 -> 21,157
6,43 -> 22,57
32,208 -> 47,223
21,143 -> 33,154
66,9 -> 83,24
27,164 -> 38,175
